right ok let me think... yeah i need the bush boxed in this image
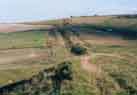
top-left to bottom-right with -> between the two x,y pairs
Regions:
55,61 -> 73,81
51,61 -> 73,95
71,44 -> 87,55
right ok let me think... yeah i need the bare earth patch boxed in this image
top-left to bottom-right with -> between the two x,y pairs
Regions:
81,55 -> 101,74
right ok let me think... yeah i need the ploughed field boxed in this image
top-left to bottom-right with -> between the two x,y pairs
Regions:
0,16 -> 137,95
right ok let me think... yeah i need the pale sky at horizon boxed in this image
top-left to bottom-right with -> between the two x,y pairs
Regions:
0,0 -> 137,22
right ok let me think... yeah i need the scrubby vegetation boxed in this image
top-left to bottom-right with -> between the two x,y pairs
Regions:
0,61 -> 73,95
71,44 -> 87,55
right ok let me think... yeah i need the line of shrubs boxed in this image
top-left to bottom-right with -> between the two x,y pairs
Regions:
0,61 -> 73,95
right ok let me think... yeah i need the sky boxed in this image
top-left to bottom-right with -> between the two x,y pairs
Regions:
0,0 -> 137,22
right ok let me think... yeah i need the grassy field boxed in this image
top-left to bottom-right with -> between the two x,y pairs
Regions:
0,16 -> 137,95
0,30 -> 48,86
0,30 -> 47,49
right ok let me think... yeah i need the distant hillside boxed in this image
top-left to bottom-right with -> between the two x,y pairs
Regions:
0,24 -> 53,33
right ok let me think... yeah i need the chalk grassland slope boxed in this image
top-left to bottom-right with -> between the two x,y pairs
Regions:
0,16 -> 137,95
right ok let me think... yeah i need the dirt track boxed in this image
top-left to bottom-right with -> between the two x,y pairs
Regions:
80,52 -> 129,74
81,55 -> 101,74
62,54 -> 101,74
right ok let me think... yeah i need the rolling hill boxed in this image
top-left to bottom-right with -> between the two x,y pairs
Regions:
0,15 -> 137,95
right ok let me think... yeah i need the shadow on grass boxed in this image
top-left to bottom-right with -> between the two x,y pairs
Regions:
71,24 -> 137,40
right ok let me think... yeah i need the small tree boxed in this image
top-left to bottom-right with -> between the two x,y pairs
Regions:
71,44 -> 87,55
52,61 -> 73,95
